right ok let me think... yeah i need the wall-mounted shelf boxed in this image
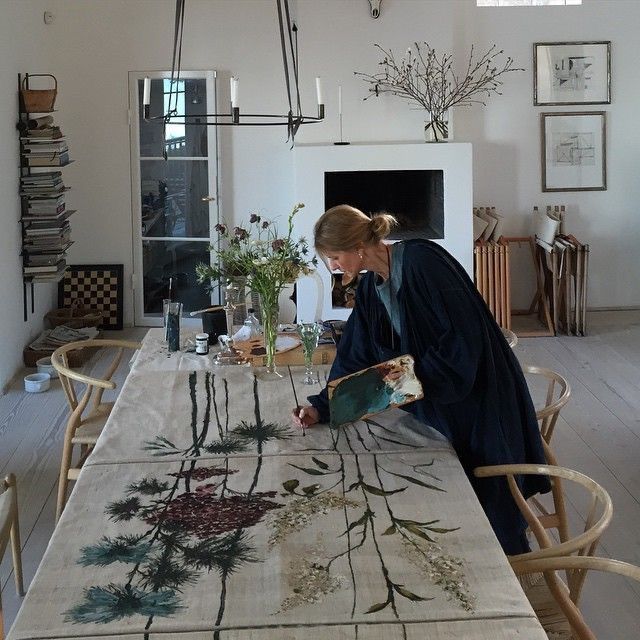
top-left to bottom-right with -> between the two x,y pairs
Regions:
18,73 -> 75,321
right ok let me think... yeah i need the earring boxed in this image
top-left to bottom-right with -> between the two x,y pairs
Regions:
357,249 -> 363,260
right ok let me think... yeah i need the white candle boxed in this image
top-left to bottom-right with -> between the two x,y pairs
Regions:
143,76 -> 151,106
315,76 -> 323,105
230,76 -> 238,107
338,85 -> 342,116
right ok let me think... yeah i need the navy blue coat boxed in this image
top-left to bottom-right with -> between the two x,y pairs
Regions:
309,239 -> 549,554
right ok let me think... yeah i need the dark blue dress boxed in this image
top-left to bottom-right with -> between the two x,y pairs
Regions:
309,239 -> 549,554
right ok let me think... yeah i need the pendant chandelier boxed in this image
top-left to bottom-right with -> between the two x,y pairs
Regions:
143,0 -> 325,148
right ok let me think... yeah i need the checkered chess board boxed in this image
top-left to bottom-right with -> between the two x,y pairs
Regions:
58,264 -> 123,329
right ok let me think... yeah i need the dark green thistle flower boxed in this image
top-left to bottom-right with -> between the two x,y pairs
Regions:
181,531 -> 257,577
230,421 -> 291,446
64,583 -> 182,624
203,437 -> 249,455
106,497 -> 142,522
139,554 -> 198,592
126,477 -> 170,495
79,535 -> 151,567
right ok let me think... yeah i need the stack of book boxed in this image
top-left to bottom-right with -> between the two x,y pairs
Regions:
22,138 -> 69,167
20,170 -> 74,281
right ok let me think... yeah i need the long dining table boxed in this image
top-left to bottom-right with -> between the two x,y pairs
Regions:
8,329 -> 546,639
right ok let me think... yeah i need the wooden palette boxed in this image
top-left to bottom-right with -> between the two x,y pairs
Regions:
328,355 -> 424,428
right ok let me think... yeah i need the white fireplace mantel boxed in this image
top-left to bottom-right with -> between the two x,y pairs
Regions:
293,142 -> 473,321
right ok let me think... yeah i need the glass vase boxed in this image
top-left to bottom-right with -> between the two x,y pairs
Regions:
424,110 -> 451,142
259,297 -> 282,380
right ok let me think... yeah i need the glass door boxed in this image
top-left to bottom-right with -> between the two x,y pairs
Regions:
129,70 -> 219,326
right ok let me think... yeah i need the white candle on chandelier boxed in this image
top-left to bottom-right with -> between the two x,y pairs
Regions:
315,76 -> 323,105
143,76 -> 151,106
230,76 -> 238,107
338,85 -> 342,116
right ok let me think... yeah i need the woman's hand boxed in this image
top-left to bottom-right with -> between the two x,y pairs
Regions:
291,405 -> 320,430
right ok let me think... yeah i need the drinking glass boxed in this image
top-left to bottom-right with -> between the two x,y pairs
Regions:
162,298 -> 171,341
296,322 -> 322,385
166,302 -> 183,352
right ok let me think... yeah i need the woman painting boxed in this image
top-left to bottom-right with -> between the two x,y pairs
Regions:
292,205 -> 549,554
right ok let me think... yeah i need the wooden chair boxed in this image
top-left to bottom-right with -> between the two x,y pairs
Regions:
0,474 -> 25,640
510,556 -> 640,640
522,365 -> 571,540
51,339 -> 141,521
473,464 -> 613,639
522,364 -> 571,445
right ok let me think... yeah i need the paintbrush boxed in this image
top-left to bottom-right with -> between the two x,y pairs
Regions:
288,366 -> 306,436
189,305 -> 224,317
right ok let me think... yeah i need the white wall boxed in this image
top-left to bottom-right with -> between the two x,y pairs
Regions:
0,0 -> 54,392
1,0 -> 639,389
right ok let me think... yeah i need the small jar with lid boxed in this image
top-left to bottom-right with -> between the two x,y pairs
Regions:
195,333 -> 209,355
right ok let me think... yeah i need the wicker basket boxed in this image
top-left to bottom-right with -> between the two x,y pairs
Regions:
21,74 -> 57,112
45,303 -> 103,329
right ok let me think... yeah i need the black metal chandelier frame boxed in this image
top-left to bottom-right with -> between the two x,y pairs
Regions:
144,0 -> 324,144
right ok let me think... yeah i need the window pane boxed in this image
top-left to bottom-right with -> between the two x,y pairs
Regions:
141,160 -> 209,238
138,78 -> 209,157
142,240 -> 211,315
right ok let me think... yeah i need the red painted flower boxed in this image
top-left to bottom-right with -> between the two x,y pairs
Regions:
147,491 -> 281,538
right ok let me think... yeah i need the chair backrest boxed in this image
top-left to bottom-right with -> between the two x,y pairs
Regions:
0,475 -> 17,563
510,556 -> 640,640
473,463 -> 613,603
51,339 -> 141,417
522,364 -> 571,443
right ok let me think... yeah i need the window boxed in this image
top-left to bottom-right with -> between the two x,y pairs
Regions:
478,0 -> 581,6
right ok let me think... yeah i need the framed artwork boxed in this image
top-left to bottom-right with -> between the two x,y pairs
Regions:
59,264 -> 124,329
534,41 -> 611,106
541,112 -> 606,192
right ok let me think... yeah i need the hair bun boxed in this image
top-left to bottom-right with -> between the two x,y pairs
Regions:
370,213 -> 397,241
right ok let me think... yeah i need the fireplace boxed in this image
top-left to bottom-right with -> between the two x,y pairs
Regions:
294,142 -> 473,321
324,169 -> 444,240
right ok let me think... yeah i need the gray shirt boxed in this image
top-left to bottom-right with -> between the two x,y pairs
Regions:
375,242 -> 404,337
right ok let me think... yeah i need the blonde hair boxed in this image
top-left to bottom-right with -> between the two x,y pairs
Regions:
314,205 -> 397,254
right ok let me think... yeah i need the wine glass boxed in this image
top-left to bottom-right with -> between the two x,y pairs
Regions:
296,322 -> 322,385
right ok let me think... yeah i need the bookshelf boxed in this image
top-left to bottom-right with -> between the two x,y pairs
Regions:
18,73 -> 75,321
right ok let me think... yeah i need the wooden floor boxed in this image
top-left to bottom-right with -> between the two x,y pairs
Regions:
2,315 -> 640,638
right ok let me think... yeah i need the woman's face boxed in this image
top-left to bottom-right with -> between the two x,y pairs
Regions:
324,250 -> 361,275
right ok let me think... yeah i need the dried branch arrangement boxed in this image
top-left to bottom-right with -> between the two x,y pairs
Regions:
355,43 -> 524,141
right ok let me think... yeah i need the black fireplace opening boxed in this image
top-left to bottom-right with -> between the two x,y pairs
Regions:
324,169 -> 444,240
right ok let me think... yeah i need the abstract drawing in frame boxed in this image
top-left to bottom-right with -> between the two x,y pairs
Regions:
58,264 -> 124,330
541,111 -> 606,192
328,355 -> 424,428
534,41 -> 611,106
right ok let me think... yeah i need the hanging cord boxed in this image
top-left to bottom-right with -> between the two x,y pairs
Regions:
283,0 -> 303,140
276,0 -> 294,142
164,0 -> 186,159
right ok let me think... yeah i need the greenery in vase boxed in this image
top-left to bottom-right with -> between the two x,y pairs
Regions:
355,42 -> 524,141
195,203 -> 317,310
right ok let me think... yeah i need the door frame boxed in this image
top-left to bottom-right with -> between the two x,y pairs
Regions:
128,69 -> 219,327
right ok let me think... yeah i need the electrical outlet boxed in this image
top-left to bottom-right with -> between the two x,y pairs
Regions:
43,11 -> 55,25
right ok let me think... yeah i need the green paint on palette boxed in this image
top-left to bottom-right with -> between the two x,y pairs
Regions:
329,367 -> 394,428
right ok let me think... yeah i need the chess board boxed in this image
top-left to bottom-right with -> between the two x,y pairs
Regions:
58,264 -> 123,330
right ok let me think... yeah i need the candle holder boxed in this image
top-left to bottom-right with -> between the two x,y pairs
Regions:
296,322 -> 323,384
214,282 -> 248,366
